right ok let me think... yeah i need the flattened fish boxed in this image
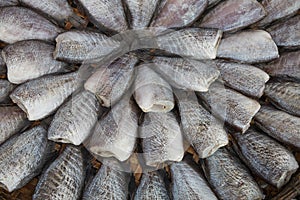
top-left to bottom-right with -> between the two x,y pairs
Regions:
202,148 -> 264,200
264,81 -> 300,117
85,54 -> 138,107
134,64 -> 174,113
233,128 -> 299,188
33,145 -> 86,200
152,57 -> 220,92
255,105 -> 300,149
157,28 -> 222,60
48,90 -> 101,145
199,0 -> 266,32
0,0 -> 18,6
176,90 -> 228,158
0,126 -> 55,192
0,52 -> 6,75
141,112 -> 184,167
0,106 -> 28,145
10,72 -> 81,121
0,6 -> 62,44
0,79 -> 15,103
2,40 -> 68,84
217,30 -> 279,63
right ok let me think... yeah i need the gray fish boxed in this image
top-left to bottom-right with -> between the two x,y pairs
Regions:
202,148 -> 264,200
0,126 -> 55,192
141,112 -> 185,167
0,0 -> 18,6
151,0 -> 208,29
2,40 -> 68,84
10,71 -> 81,121
0,6 -> 62,44
157,28 -> 223,60
217,30 -> 279,63
233,128 -> 299,188
254,105 -> 300,149
0,52 -> 6,75
134,171 -> 170,200
0,79 -> 15,103
199,0 -> 266,32
33,145 -> 86,200
76,0 -> 128,32
0,106 -> 28,145
152,57 -> 220,92
84,54 -> 138,107
54,30 -> 120,63
48,90 -> 101,145
264,81 -> 300,117
176,90 -> 228,158
207,0 -> 221,7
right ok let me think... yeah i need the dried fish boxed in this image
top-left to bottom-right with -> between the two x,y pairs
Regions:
199,0 -> 266,32
264,81 -> 300,117
233,128 -> 299,188
152,57 -> 220,92
176,90 -> 228,158
207,0 -> 221,7
48,90 -> 101,145
10,72 -> 81,121
2,40 -> 68,84
0,6 -> 62,44
0,79 -> 15,103
0,126 -> 55,192
134,64 -> 174,113
33,145 -> 86,200
202,148 -> 264,200
254,105 -> 300,149
0,52 -> 6,75
217,30 -> 279,63
0,0 -> 18,6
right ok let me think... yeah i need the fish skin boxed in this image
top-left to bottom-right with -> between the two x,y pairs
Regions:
202,148 -> 264,200
84,54 -> 138,107
33,145 -> 86,200
233,128 -> 299,188
54,30 -> 120,63
2,40 -> 68,84
157,28 -> 223,60
207,0 -> 221,7
134,64 -> 174,113
0,52 -> 6,75
0,0 -> 18,6
152,57 -> 220,92
217,30 -> 279,63
0,126 -> 55,192
141,112 -> 185,167
0,79 -> 15,103
254,105 -> 300,149
10,71 -> 81,121
264,81 -> 300,117
151,0 -> 208,29
0,7 -> 62,44
0,106 -> 28,145
199,0 -> 266,32
48,90 -> 101,145
176,90 -> 228,158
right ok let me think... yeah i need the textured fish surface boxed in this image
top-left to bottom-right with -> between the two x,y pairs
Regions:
54,30 -> 120,63
255,105 -> 300,149
0,7 -> 62,44
33,145 -> 86,200
152,57 -> 220,92
199,0 -> 266,32
233,128 -> 299,188
2,40 -> 68,84
264,81 -> 300,117
207,0 -> 221,7
0,79 -> 15,103
176,90 -> 228,158
0,106 -> 28,145
217,30 -> 279,63
134,171 -> 170,200
48,90 -> 101,145
85,54 -> 138,107
0,53 -> 6,75
157,28 -> 222,60
10,72 -> 81,121
0,0 -> 18,6
141,112 -> 184,167
151,0 -> 208,29
202,148 -> 263,200
134,64 -> 174,113
0,126 -> 55,192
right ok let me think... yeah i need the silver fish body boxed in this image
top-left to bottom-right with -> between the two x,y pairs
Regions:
0,0 -> 18,6
0,79 -> 15,103
0,52 -> 6,75
207,0 -> 221,7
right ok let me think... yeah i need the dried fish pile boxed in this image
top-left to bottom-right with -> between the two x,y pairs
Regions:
0,0 -> 299,199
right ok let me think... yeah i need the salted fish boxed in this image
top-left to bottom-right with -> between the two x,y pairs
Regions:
0,0 -> 18,6
0,52 -> 5,75
207,0 -> 221,7
0,79 -> 15,103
